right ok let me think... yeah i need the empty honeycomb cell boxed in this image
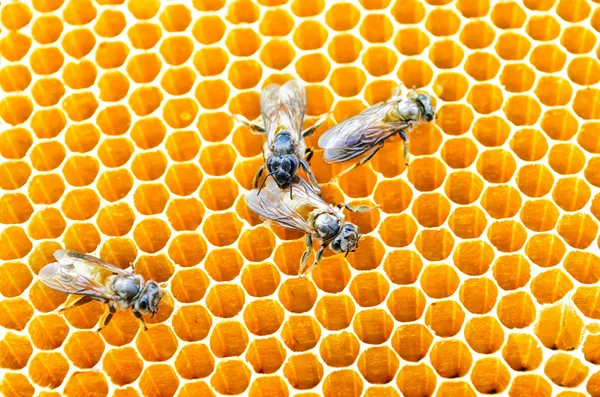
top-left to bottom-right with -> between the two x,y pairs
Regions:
205,283 -> 245,319
0,95 -> 34,126
457,278 -> 494,313
136,324 -> 178,362
30,141 -> 66,172
501,333 -> 542,372
171,268 -> 209,304
425,300 -> 465,337
309,256 -> 351,293
387,287 -> 426,322
584,334 -> 600,365
0,226 -> 32,261
570,57 -> 600,87
493,254 -> 531,291
159,68 -> 196,97
441,138 -> 478,169
535,79 -> 574,110
383,250 -> 422,285
0,296 -> 34,331
553,177 -> 591,212
96,42 -> 130,69
277,278 -> 317,313
362,81 -> 395,107
62,91 -> 100,122
415,229 -> 454,261
373,179 -> 413,214
420,264 -> 459,299
29,46 -> 64,76
469,358 -> 511,394
209,360 -> 251,395
98,72 -> 130,102
558,213 -> 598,249
256,41 -> 294,73
520,199 -> 560,232
360,47 -> 397,78
127,23 -> 161,51
165,198 -> 204,232
495,33 -> 532,62
407,157 -> 447,191
430,340 -> 472,378
203,212 -> 243,247
526,15 -> 561,42
94,10 -> 125,38
573,88 -> 600,120
195,80 -> 230,111
430,41 -> 465,71
232,126 -> 265,160
393,28 -> 430,58
346,236 -> 384,272
504,95 -> 542,127
531,44 -> 567,73
61,188 -> 100,221
379,214 -> 418,248
0,261 -> 32,298
63,222 -> 101,253
226,28 -> 263,57
139,364 -> 180,397
27,207 -> 66,240
172,305 -> 212,343
358,14 -> 393,44
511,374 -> 554,397
97,138 -> 133,169
96,169 -> 133,202
61,28 -> 96,59
492,2 -> 527,29
163,98 -> 199,129
562,26 -> 597,54
397,59 -> 433,89
32,109 -> 68,140
0,193 -> 33,224
64,126 -> 98,156
1,372 -> 33,397
167,233 -> 207,267
174,343 -> 215,380
62,60 -> 97,89
102,346 -> 144,386
242,299 -> 284,336
531,269 -> 574,304
424,9 -> 461,37
497,291 -> 536,329
131,152 -> 168,181
0,332 -> 32,370
31,15 -> 63,45
0,128 -> 32,159
488,220 -> 528,253
165,130 -> 201,162
544,353 -> 589,387
131,218 -> 170,254
575,286 -> 600,320
0,161 -> 30,191
536,301 -> 585,350
480,185 -> 523,219
191,17 -> 226,48
258,9 -> 294,37
1,2 -> 32,30
0,31 -> 32,62
476,149 -> 517,183
499,64 -> 536,94
194,48 -> 229,77
64,331 -> 104,369
357,346 -> 399,385
352,309 -> 394,344
245,337 -> 286,375
565,251 -> 600,284
240,264 -> 279,298
322,370 -> 363,397
129,119 -> 165,150
226,0 -> 259,23
29,351 -> 69,388
557,0 -> 591,22
587,158 -> 600,187
465,316 -> 505,354
541,115 -> 579,147
0,65 -> 31,92
314,295 -> 355,331
126,54 -> 162,84
348,272 -> 389,308
391,324 -> 433,363
396,363 -> 437,397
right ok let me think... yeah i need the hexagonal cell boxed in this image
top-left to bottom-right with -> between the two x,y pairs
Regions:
358,14 -> 393,44
383,249 -> 422,286
135,324 -> 178,362
131,151 -> 168,181
63,331 -> 105,369
62,91 -> 100,122
0,261 -> 32,298
587,158 -> 600,188
95,42 -> 130,69
126,53 -> 162,84
167,233 -> 207,267
346,272 -> 388,308
579,121 -> 600,154
95,169 -> 133,202
0,95 -> 33,127
573,88 -> 600,120
202,212 -> 243,247
520,199 -> 560,232
259,8 -> 294,37
379,214 -> 418,248
0,162 -> 30,192
391,29 -> 428,59
499,63 -> 536,94
194,80 -> 230,111
205,283 -> 245,319
127,22 -> 161,50
424,300 -> 465,337
293,20 -> 327,51
165,197 -> 204,232
559,213 -> 598,249
464,315 -> 505,355
308,256 -> 351,293
159,35 -> 194,66
61,28 -> 96,60
94,9 -> 126,39
410,193 -> 450,228
0,192 -> 33,224
541,109 -> 579,143
226,27 -> 261,56
538,300 -> 585,351
495,32 -> 532,61
244,337 -> 286,376
318,331 -> 360,368
170,268 -> 209,304
193,48 -> 228,78
158,67 -> 196,97
557,0 -> 591,22
504,95 -> 542,126
254,40 -> 293,73
525,14 -> 561,42
430,339 -> 472,379
0,332 -> 32,370
440,138 -> 477,170
139,364 -> 180,397
524,234 -> 565,270
0,296 -> 33,330
63,222 -> 101,254
549,143 -> 586,175
63,124 -> 98,154
565,251 -> 600,285
553,177 -> 591,212
162,98 -> 199,129
27,207 -> 65,240
209,360 -> 251,395
28,351 -> 69,388
492,254 -> 530,291
387,286 -> 426,323
396,363 -> 437,397
396,59 -> 433,90
0,31 -> 32,62
174,343 -> 215,380
415,228 -> 455,262
238,264 -> 278,299
500,333 -> 542,373
420,264 -> 459,299
131,218 -> 171,254
389,324 -> 432,365
29,46 -> 63,76
275,278 -> 317,313
60,188 -> 100,221
102,346 -> 144,386
30,13 -> 63,44
242,299 -> 284,337
480,185 -> 522,220
545,353 -> 589,388
322,370 -> 365,397
0,127 -> 32,159
497,291 -> 537,330
172,304 -> 212,343
0,226 -> 32,261
468,357 -> 511,394
487,219 -> 528,253
561,26 -> 597,54
531,44 -> 567,73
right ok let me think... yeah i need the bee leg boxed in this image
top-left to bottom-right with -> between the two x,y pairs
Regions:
96,305 -> 116,333
59,296 -> 93,312
298,235 -> 313,276
232,114 -> 266,134
300,160 -> 321,194
392,82 -> 404,98
329,142 -> 385,184
299,246 -> 324,278
340,203 -> 377,213
253,165 -> 265,189
302,111 -> 332,139
133,310 -> 148,331
399,130 -> 410,166
304,147 -> 314,163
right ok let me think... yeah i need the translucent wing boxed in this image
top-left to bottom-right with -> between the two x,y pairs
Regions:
245,178 -> 313,235
318,98 -> 409,163
278,80 -> 307,138
54,249 -> 129,276
288,176 -> 332,213
261,84 -> 282,140
39,260 -> 117,301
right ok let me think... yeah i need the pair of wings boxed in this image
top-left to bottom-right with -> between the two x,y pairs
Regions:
39,250 -> 128,301
318,97 -> 410,163
245,177 -> 331,236
260,80 -> 307,141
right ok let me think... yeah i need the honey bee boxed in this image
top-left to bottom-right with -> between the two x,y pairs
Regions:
39,250 -> 164,332
245,177 -> 375,277
318,86 -> 437,181
233,80 -> 330,198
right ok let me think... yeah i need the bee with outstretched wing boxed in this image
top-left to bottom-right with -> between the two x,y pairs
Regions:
318,86 -> 437,181
245,177 -> 375,277
39,250 -> 164,332
233,80 -> 330,198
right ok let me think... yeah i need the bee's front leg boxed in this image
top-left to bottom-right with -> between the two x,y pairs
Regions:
300,160 -> 321,195
298,235 -> 313,276
232,114 -> 266,135
302,111 -> 333,139
304,147 -> 314,163
96,304 -> 116,333
299,246 -> 324,278
133,310 -> 148,331
399,129 -> 410,166
253,165 -> 265,189
340,203 -> 379,213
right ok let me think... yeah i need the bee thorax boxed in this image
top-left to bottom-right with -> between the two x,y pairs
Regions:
313,212 -> 342,240
396,99 -> 422,121
112,276 -> 142,302
272,131 -> 295,155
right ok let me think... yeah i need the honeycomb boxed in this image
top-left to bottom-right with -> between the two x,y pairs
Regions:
1,0 -> 600,396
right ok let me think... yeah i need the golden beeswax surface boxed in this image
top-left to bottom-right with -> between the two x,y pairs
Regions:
2,0 -> 600,396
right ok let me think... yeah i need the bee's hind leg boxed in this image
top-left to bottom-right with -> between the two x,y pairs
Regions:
133,310 -> 148,331
298,235 -> 313,276
96,305 -> 116,333
304,147 -> 314,163
302,111 -> 333,139
232,114 -> 266,134
253,165 -> 265,189
59,296 -> 94,312
399,129 -> 410,166
339,203 -> 379,213
329,141 -> 385,185
299,246 -> 324,278
300,160 -> 321,194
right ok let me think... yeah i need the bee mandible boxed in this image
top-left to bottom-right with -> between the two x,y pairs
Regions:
233,80 -> 329,198
245,177 -> 376,277
318,85 -> 437,182
39,249 -> 164,332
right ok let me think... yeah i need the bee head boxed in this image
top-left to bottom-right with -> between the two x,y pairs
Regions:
135,281 -> 164,317
414,93 -> 436,122
266,155 -> 299,189
329,223 -> 361,256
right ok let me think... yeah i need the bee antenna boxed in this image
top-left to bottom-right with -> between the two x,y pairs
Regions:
257,171 -> 276,195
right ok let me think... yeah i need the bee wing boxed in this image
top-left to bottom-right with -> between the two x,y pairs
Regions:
318,99 -> 408,163
278,80 -> 307,138
54,249 -> 129,276
245,178 -> 313,235
289,176 -> 332,212
39,261 -> 116,301
261,84 -> 282,140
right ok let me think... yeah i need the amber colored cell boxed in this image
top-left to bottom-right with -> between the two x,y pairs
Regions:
436,105 -> 472,137
28,351 -> 69,388
504,95 -> 542,127
415,229 -> 454,262
476,149 -> 517,184
174,343 -> 215,380
520,199 -> 560,232
243,299 -> 284,336
373,179 -> 413,215
241,263 -> 280,297
0,193 -> 32,224
379,214 -> 418,248
245,337 -> 286,374
390,324 -> 432,363
531,268 -> 574,304
325,2 -> 360,31
0,261 -> 32,298
322,370 -> 363,397
495,33 -> 532,62
501,333 -> 543,372
487,220 -> 527,252
0,332 -> 32,370
458,21 -> 494,51
587,158 -> 600,188
0,162 -> 30,192
434,382 -> 475,397
194,48 -> 228,77
531,44 -> 567,74
165,163 -> 202,197
573,88 -> 600,120
499,63 -> 536,93
101,346 -> 144,386
382,250 -> 421,286
138,364 -> 180,397
429,41 -> 464,71
397,59 -> 433,89
558,213 -> 598,249
430,340 -> 472,379
63,331 -> 104,369
1,373 -> 34,397
565,251 -> 600,285
167,233 -> 207,268
0,226 -> 32,261
0,96 -> 33,127
352,309 -> 393,345
526,15 -> 561,42
172,305 -> 212,343
396,363 -> 437,397
1,2 -> 32,30
470,358 -> 511,394
425,9 -> 461,37
282,353 -> 323,390
562,26 -> 597,54
94,9 -> 126,38
553,178 -> 591,213
347,272 -> 388,308
357,346 -> 399,384
359,14 -> 393,44
226,0 -> 259,23
134,324 -> 178,362
277,278 -> 317,313
464,52 -> 500,82
543,353 -> 589,387
424,300 -> 465,337
0,31 -> 31,62
126,54 -> 161,84
27,241 -> 61,275
393,28 -> 429,58
210,360 -> 251,395
464,315 -> 504,355
280,316 -> 321,353
315,295 -> 356,331
0,128 -> 32,159
410,193 -> 449,228
441,137 -> 478,169
420,264 -> 459,299
226,28 -> 261,56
